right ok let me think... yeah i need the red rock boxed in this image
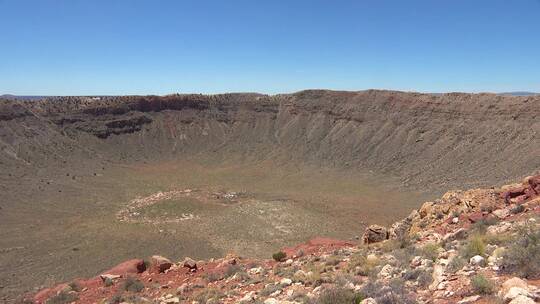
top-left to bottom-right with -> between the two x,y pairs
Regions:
102,259 -> 146,276
151,255 -> 172,273
467,212 -> 484,223
183,257 -> 197,270
33,283 -> 68,303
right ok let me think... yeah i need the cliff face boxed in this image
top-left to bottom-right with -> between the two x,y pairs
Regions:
1,90 -> 539,190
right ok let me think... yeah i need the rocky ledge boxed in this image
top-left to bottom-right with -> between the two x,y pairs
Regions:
28,175 -> 540,304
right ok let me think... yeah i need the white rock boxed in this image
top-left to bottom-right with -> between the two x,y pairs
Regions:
452,217 -> 459,224
457,295 -> 481,304
509,295 -> 536,304
505,287 -> 532,302
360,298 -> 378,304
280,278 -> 292,286
249,267 -> 263,274
239,291 -> 256,303
469,255 -> 485,266
264,298 -> 279,304
493,208 -> 510,219
377,264 -> 394,280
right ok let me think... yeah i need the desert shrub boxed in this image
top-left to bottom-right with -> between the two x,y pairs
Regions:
461,234 -> 486,259
193,288 -> 224,304
510,204 -> 525,214
107,294 -> 123,304
121,277 -> 144,293
483,232 -> 513,246
471,218 -> 499,234
417,269 -> 433,287
347,253 -> 380,276
302,264 -> 324,286
501,223 -> 540,278
379,236 -> 411,253
224,264 -> 243,278
204,271 -> 222,282
260,283 -> 282,296
67,281 -> 82,292
447,256 -> 466,273
402,268 -> 421,281
272,251 -> 287,262
103,277 -> 114,287
361,278 -> 415,304
44,291 -> 78,304
310,286 -> 364,304
420,243 -> 440,262
273,264 -> 298,278
325,255 -> 341,266
471,274 -> 495,295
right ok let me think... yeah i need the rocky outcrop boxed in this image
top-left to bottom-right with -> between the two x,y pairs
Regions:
362,224 -> 389,244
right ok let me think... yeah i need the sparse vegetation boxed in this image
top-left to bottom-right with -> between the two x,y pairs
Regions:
193,289 -> 225,304
272,251 -> 287,262
501,223 -> 540,278
310,286 -> 364,304
461,234 -> 486,259
361,278 -> 415,304
471,274 -> 495,295
347,251 -> 380,276
447,256 -> 466,273
510,204 -> 525,214
420,242 -> 440,262
44,291 -> 78,304
121,277 -> 144,293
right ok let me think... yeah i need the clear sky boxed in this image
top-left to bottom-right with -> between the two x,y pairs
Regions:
1,0 -> 539,95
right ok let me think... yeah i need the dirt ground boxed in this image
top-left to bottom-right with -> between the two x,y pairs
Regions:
0,159 -> 430,301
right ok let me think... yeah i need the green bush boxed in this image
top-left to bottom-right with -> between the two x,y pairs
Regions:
361,278 -> 415,304
272,251 -> 287,262
44,291 -> 78,304
121,277 -> 144,293
310,286 -> 364,304
501,223 -> 540,278
461,234 -> 486,259
471,218 -> 499,234
193,289 -> 225,304
510,204 -> 525,214
67,281 -> 82,292
447,256 -> 466,273
420,243 -> 440,262
471,274 -> 495,295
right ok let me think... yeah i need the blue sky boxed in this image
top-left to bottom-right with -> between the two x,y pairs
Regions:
1,0 -> 539,95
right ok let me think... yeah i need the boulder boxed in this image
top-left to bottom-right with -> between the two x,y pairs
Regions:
362,225 -> 388,244
504,287 -> 532,302
102,259 -> 146,276
501,277 -> 529,295
508,295 -> 535,304
151,255 -> 173,273
99,274 -> 120,281
360,298 -> 378,304
182,257 -> 197,270
469,255 -> 485,266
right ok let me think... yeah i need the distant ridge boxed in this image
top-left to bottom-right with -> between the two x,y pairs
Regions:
499,91 -> 539,96
0,94 -> 46,100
